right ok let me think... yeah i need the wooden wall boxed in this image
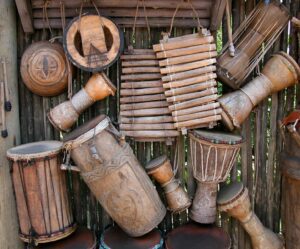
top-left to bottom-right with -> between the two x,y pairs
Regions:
16,0 -> 300,248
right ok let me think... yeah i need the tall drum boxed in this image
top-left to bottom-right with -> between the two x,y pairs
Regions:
189,130 -> 243,223
63,115 -> 166,237
7,141 -> 76,244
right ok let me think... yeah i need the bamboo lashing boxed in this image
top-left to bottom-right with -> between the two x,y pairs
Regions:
154,27 -> 221,133
119,2 -> 178,142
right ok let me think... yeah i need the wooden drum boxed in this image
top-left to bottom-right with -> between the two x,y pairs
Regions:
189,130 -> 243,223
217,182 -> 284,249
34,227 -> 96,249
165,223 -> 231,249
7,141 -> 76,244
64,15 -> 122,72
63,115 -> 166,237
48,72 -> 116,132
145,155 -> 191,213
99,226 -> 163,249
21,41 -> 69,97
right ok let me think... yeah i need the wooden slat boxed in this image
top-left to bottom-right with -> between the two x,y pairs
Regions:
15,0 -> 34,33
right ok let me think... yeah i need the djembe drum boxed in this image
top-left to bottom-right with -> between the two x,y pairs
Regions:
21,41 -> 69,96
48,73 -> 116,132
165,223 -> 231,249
33,227 -> 96,249
99,226 -> 163,249
219,52 -> 300,130
64,15 -> 122,72
217,1 -> 290,89
217,182 -> 284,249
189,130 -> 243,223
153,32 -> 222,133
145,155 -> 191,213
119,48 -> 179,142
63,115 -> 166,237
6,141 -> 76,244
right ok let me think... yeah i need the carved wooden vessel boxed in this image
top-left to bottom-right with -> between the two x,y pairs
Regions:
154,33 -> 221,133
217,182 -> 284,249
165,223 -> 231,249
217,1 -> 290,89
33,227 -> 96,249
21,41 -> 69,96
145,155 -> 191,213
7,141 -> 76,244
99,226 -> 163,249
64,15 -> 122,72
63,115 -> 166,237
189,130 -> 243,223
120,48 -> 179,142
219,52 -> 300,130
48,72 -> 116,132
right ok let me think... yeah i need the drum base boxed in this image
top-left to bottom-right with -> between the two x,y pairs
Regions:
20,224 -> 77,245
165,223 -> 231,249
32,227 -> 96,249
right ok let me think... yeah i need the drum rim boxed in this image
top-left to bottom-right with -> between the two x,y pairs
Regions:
189,130 -> 244,146
7,140 -> 63,161
145,155 -> 168,172
217,182 -> 245,206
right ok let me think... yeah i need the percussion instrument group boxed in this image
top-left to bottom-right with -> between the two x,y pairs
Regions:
10,0 -> 299,248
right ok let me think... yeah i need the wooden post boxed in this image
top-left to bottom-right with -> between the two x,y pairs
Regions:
0,0 -> 22,248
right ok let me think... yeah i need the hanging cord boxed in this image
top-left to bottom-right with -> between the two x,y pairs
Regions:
168,0 -> 204,38
42,0 -> 53,39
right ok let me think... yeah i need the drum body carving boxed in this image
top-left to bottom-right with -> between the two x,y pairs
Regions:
33,227 -> 96,249
145,155 -> 191,213
217,182 -> 284,249
63,115 -> 166,237
64,15 -> 122,72
165,223 -> 231,249
217,1 -> 290,89
21,41 -> 68,96
219,52 -> 300,130
7,141 -> 76,244
48,73 -> 116,132
100,226 -> 163,249
189,130 -> 243,223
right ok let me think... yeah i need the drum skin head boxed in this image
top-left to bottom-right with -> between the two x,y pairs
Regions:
165,223 -> 231,249
34,228 -> 96,249
192,130 -> 243,144
217,182 -> 244,205
145,155 -> 168,171
100,226 -> 163,249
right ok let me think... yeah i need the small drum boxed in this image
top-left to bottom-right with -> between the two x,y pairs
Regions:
21,41 -> 69,96
165,223 -> 231,249
6,141 -> 76,244
34,227 -> 96,249
189,130 -> 243,223
145,155 -> 191,213
217,182 -> 284,249
100,226 -> 163,249
63,115 -> 166,237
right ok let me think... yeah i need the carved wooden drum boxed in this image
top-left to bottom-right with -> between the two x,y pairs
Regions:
99,226 -> 163,249
48,72 -> 116,132
189,130 -> 243,223
217,182 -> 284,249
64,15 -> 122,72
33,227 -> 96,249
7,141 -> 76,244
165,223 -> 231,249
63,115 -> 166,237
145,155 -> 191,213
21,41 -> 69,96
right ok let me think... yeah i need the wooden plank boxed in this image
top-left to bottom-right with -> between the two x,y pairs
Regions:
15,0 -> 34,33
210,0 -> 227,31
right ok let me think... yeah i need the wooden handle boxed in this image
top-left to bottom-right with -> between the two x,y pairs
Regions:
2,59 -> 11,112
0,82 -> 7,137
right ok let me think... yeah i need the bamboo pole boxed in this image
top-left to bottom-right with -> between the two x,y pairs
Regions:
174,114 -> 221,128
0,0 -> 22,247
122,130 -> 179,138
122,60 -> 159,67
173,108 -> 222,122
121,73 -> 162,81
122,67 -> 161,74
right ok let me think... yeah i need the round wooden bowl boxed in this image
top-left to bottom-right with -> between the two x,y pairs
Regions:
63,14 -> 123,72
20,41 -> 68,97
